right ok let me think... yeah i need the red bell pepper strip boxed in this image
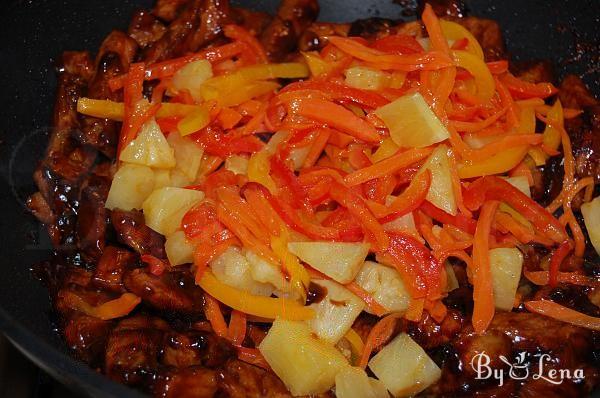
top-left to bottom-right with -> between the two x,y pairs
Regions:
548,240 -> 573,287
419,200 -> 477,235
463,176 -> 567,243
279,80 -> 389,109
379,170 -> 432,223
329,181 -> 389,250
269,155 -> 310,211
293,99 -> 381,143
372,34 -> 424,54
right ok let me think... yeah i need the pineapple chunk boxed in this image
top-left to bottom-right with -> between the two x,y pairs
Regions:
258,319 -> 349,396
142,187 -> 204,235
504,176 -> 531,197
245,250 -> 290,293
211,246 -> 275,296
167,131 -> 204,181
225,154 -> 249,175
368,333 -> 441,397
307,280 -> 365,344
287,241 -> 370,284
354,261 -> 411,315
417,144 -> 456,215
445,262 -> 459,292
165,230 -> 195,266
489,247 -> 523,311
119,118 -> 176,168
169,169 -> 193,187
581,196 -> 600,255
171,59 -> 213,102
105,164 -> 155,211
374,92 -> 449,149
335,366 -> 390,398
345,66 -> 389,91
153,168 -> 172,189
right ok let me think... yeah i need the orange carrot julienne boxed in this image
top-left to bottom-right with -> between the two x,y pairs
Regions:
344,147 -> 433,186
204,293 -> 229,338
344,282 -> 387,317
548,240 -> 573,287
471,200 -> 499,334
223,25 -> 268,64
525,300 -> 600,331
237,347 -> 271,370
422,4 -> 450,54
524,269 -> 600,288
293,98 -> 380,143
303,129 -> 332,168
228,310 -> 248,346
359,313 -> 402,368
450,107 -> 507,133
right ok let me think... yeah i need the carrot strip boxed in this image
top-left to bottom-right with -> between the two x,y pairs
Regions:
450,107 -> 507,132
204,293 -> 229,338
548,240 -> 573,287
328,36 -> 453,71
293,98 -> 380,143
223,25 -> 268,64
524,269 -> 600,287
344,147 -> 432,186
471,200 -> 499,334
228,310 -> 248,346
422,4 -> 450,54
237,347 -> 271,370
358,313 -> 402,368
303,129 -> 331,168
525,300 -> 600,331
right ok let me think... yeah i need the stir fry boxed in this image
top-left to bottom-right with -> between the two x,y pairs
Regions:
29,0 -> 600,396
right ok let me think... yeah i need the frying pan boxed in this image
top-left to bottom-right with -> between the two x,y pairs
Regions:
0,0 -> 598,397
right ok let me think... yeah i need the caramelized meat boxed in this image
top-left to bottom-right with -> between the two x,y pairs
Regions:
259,0 -> 319,61
153,0 -> 192,22
63,314 -> 113,365
110,209 -> 166,258
128,9 -> 167,48
123,268 -> 204,314
93,246 -> 137,291
217,359 -> 297,398
417,0 -> 466,18
154,367 -> 219,398
162,331 -> 235,368
297,22 -> 350,52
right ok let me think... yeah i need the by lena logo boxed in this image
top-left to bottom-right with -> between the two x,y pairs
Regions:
471,351 -> 585,387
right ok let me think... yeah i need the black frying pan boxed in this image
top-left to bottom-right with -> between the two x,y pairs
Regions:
0,0 -> 598,397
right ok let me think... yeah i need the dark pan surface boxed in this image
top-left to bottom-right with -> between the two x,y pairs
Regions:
0,0 -> 597,397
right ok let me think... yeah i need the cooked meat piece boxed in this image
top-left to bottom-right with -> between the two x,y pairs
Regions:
429,312 -> 600,396
297,22 -> 350,52
110,209 -> 166,258
417,0 -> 467,18
27,191 -> 55,225
114,314 -> 171,331
143,0 -> 231,64
348,18 -> 399,40
259,0 -> 319,61
216,359 -> 296,398
449,16 -> 506,61
76,32 -> 137,157
63,314 -> 113,365
230,7 -> 272,36
105,324 -> 164,386
77,179 -> 110,261
405,309 -> 465,350
560,74 -> 600,109
154,367 -> 219,398
93,246 -> 137,291
123,268 -> 204,314
161,331 -> 235,368
128,9 -> 167,48
153,0 -> 192,22
511,59 -> 555,84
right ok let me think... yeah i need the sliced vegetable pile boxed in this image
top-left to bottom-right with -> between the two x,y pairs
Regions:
75,4 -> 600,396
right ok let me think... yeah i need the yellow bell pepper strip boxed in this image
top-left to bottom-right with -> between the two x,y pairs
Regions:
201,81 -> 280,107
440,20 -> 485,60
77,98 -> 206,121
302,51 -> 334,77
58,291 -> 141,320
271,234 -> 310,301
451,50 -> 495,102
177,107 -> 211,136
542,99 -> 564,153
343,328 -> 365,365
248,150 -> 277,193
458,146 -> 529,179
196,271 -> 315,320
370,137 -> 400,163
237,62 -> 309,80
